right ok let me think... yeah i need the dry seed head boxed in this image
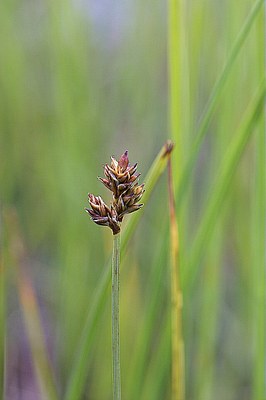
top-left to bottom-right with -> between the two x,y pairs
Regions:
86,151 -> 144,234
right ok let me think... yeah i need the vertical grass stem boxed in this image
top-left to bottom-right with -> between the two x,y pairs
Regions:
112,233 -> 121,400
0,260 -> 5,400
168,158 -> 185,400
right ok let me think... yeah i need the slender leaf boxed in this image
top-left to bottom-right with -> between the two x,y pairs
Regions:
176,0 -> 264,204
183,79 -> 266,291
251,6 -> 266,396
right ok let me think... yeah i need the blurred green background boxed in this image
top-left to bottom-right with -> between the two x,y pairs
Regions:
0,0 -> 265,399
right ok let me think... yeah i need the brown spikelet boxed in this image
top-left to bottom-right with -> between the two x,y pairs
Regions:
86,151 -> 144,234
85,194 -> 120,235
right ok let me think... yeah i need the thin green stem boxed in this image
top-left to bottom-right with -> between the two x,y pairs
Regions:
112,233 -> 121,400
0,260 -> 5,400
168,158 -> 185,400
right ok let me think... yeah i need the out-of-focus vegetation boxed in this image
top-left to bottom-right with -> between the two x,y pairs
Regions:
0,0 -> 265,399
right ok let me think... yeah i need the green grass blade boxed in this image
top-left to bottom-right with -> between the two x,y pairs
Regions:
167,3 -> 187,397
65,141 -> 174,400
183,78 -> 266,291
176,0 -> 264,203
252,6 -> 266,395
252,106 -> 266,400
0,260 -> 5,400
168,0 -> 187,181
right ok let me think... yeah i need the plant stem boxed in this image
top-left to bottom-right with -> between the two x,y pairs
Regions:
112,233 -> 121,400
167,158 -> 185,400
0,260 -> 5,400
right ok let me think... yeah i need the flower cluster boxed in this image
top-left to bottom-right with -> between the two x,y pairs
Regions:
85,151 -> 144,234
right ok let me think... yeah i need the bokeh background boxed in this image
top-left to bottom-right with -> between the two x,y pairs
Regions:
0,0 -> 265,399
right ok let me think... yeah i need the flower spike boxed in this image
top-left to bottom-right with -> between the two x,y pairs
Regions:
86,151 -> 144,234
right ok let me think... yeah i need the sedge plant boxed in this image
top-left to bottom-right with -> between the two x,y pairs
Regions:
85,151 -> 145,400
66,141 -> 173,400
